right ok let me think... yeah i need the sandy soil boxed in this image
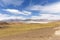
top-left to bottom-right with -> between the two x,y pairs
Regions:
0,27 -> 60,40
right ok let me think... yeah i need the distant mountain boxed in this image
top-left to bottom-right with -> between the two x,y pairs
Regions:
0,19 -> 51,23
1,19 -> 23,22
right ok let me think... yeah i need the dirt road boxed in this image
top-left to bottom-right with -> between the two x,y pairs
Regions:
0,27 -> 60,40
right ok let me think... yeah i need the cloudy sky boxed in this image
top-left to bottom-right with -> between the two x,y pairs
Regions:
0,0 -> 60,20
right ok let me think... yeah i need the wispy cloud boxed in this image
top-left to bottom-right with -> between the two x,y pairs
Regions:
27,2 -> 60,20
22,11 -> 32,15
41,2 -> 60,14
31,14 -> 60,20
3,9 -> 32,15
0,0 -> 24,7
0,0 -> 60,20
0,13 -> 26,20
28,2 -> 60,14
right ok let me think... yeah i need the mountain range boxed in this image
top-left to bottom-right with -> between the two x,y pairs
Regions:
0,19 -> 53,23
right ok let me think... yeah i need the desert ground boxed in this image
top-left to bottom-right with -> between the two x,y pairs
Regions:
0,27 -> 60,40
0,22 -> 60,40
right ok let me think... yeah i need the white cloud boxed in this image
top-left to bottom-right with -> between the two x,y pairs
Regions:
1,0 -> 24,6
4,9 -> 32,15
41,2 -> 60,13
0,14 -> 10,20
28,5 -> 43,11
28,2 -> 60,20
5,9 -> 24,14
40,14 -> 60,20
23,11 -> 31,15
31,14 -> 60,20
29,2 -> 60,14
7,16 -> 26,20
0,13 -> 25,21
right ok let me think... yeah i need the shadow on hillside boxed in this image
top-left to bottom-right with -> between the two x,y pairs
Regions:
0,22 -> 10,29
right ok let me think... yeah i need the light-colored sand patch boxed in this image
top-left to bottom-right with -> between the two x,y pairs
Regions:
55,30 -> 60,36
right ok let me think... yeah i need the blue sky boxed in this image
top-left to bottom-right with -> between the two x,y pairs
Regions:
0,0 -> 60,20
